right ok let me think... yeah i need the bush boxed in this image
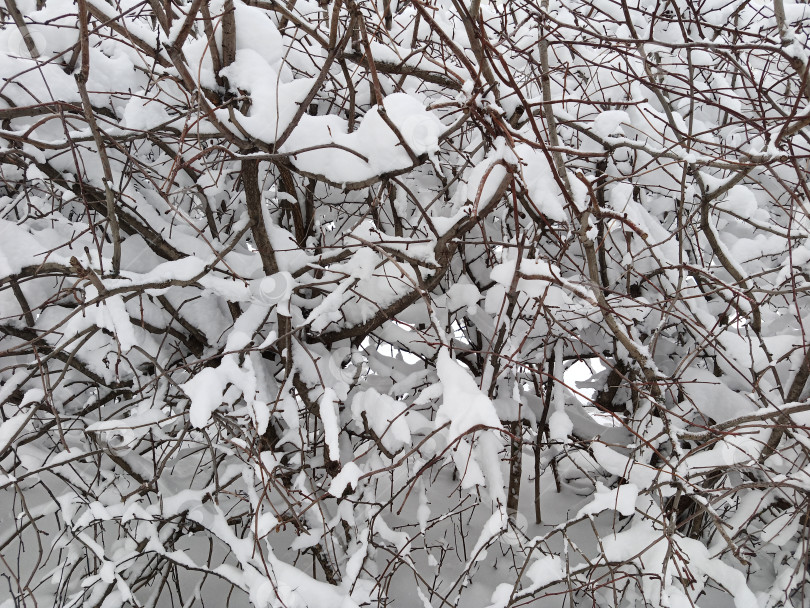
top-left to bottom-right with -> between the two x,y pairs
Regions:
1,0 -> 809,606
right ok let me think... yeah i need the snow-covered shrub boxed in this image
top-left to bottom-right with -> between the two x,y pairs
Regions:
1,0 -> 809,606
